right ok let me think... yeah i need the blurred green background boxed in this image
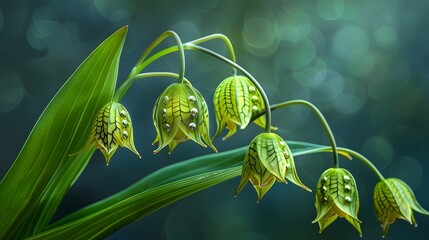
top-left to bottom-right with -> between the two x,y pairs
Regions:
1,0 -> 429,239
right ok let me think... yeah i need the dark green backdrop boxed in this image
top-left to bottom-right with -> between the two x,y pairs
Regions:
1,0 -> 429,239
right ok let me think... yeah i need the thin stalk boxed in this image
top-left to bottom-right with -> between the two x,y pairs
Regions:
114,31 -> 186,100
254,100 -> 339,167
115,33 -> 237,101
131,31 -> 185,82
338,147 -> 385,181
113,72 -> 187,102
185,43 -> 272,133
190,34 -> 237,75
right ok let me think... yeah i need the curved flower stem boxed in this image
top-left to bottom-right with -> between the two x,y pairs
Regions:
185,43 -> 272,133
190,34 -> 237,75
113,72 -> 187,102
114,31 -> 186,100
131,31 -> 185,82
115,33 -> 237,101
338,147 -> 385,181
253,100 -> 339,167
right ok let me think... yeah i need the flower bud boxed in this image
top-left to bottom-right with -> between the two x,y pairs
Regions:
213,75 -> 276,140
313,168 -> 362,236
235,133 -> 310,202
152,80 -> 216,154
373,178 -> 429,237
81,101 -> 140,165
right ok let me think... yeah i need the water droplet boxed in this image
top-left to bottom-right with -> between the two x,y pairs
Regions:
252,105 -> 259,112
345,184 -> 351,191
190,108 -> 198,117
251,95 -> 259,102
321,186 -> 327,193
321,197 -> 328,204
343,175 -> 350,182
345,196 -> 352,203
189,122 -> 196,131
188,95 -> 196,103
164,124 -> 171,132
249,86 -> 256,93
285,163 -> 291,169
162,108 -> 167,117
120,110 -> 126,117
121,120 -> 128,128
279,140 -> 287,148
163,96 -> 170,104
321,176 -> 328,183
122,130 -> 128,139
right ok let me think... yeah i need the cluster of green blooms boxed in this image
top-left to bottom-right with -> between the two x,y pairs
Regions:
77,31 -> 428,237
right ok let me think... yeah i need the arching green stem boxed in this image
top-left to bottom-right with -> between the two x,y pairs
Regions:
185,43 -> 272,133
190,34 -> 237,75
338,147 -> 385,181
253,100 -> 339,167
115,31 -> 186,100
113,72 -> 187,102
131,31 -> 185,82
115,33 -> 237,101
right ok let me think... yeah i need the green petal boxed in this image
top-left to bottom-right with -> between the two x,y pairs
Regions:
383,179 -> 414,224
393,178 -> 429,216
112,103 -> 140,158
152,84 -> 181,153
255,133 -> 286,182
313,168 -> 361,235
83,101 -> 140,164
153,80 -> 215,154
236,139 -> 276,201
283,141 -> 311,192
213,76 -> 253,139
344,214 -> 363,237
252,177 -> 276,203
317,211 -> 337,233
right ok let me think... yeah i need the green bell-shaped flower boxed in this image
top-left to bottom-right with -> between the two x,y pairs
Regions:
373,178 -> 429,237
80,101 -> 140,165
213,75 -> 276,140
313,168 -> 362,236
152,80 -> 217,154
235,132 -> 310,202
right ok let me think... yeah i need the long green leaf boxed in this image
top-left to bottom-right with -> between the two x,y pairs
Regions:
29,141 -> 341,239
0,26 -> 128,239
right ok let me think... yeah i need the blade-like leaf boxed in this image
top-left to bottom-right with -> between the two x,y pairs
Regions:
28,167 -> 242,240
31,141 -> 346,239
0,26 -> 128,239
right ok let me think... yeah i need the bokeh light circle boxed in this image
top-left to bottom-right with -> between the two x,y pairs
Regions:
347,50 -> 376,76
333,25 -> 369,59
276,8 -> 311,43
333,80 -> 366,114
361,136 -> 394,170
375,25 -> 398,49
308,69 -> 344,102
94,0 -> 134,21
317,0 -> 345,20
243,13 -> 278,56
0,70 -> 26,113
389,156 -> 422,189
